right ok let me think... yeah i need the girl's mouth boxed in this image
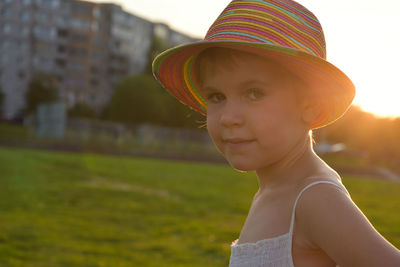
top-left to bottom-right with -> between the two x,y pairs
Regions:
223,138 -> 255,148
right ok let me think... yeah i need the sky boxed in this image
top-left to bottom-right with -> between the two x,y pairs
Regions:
91,0 -> 400,118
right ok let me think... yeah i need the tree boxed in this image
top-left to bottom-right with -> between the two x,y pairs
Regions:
318,105 -> 400,170
23,74 -> 59,115
102,74 -> 204,127
68,102 -> 97,119
103,74 -> 169,124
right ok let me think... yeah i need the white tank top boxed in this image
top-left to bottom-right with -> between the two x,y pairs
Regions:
229,181 -> 349,267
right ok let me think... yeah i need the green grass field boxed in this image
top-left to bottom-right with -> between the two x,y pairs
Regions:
0,146 -> 399,266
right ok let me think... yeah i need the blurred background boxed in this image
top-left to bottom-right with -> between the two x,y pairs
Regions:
0,0 -> 399,266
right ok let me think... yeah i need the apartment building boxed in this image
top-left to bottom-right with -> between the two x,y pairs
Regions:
0,0 -> 195,119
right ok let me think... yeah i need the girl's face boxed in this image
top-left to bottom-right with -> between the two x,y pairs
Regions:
203,54 -> 310,172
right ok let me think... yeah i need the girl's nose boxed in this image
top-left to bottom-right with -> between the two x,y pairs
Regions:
220,101 -> 244,127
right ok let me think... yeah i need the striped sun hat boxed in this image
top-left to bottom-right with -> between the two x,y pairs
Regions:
152,0 -> 355,129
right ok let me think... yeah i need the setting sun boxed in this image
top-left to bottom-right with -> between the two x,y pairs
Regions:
355,86 -> 400,118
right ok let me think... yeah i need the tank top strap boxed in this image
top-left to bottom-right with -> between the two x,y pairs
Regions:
288,180 -> 349,236
287,180 -> 349,266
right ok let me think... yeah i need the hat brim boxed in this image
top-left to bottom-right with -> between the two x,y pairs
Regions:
152,40 -> 355,129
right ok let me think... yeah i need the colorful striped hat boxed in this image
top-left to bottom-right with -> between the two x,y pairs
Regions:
152,0 -> 355,129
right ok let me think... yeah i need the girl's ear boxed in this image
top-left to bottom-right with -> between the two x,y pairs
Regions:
301,98 -> 321,125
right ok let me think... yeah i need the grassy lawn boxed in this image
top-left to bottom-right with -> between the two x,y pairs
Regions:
0,147 -> 399,266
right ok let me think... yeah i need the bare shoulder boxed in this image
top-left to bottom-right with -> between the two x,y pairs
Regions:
295,182 -> 400,267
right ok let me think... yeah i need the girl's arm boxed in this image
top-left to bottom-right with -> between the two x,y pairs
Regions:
296,183 -> 400,267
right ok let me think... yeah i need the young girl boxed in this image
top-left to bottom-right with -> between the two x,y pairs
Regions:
152,0 -> 400,266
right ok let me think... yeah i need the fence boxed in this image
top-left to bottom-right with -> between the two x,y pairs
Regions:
18,116 -> 222,162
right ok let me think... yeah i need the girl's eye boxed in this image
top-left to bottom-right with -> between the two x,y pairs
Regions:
207,93 -> 225,104
248,89 -> 264,100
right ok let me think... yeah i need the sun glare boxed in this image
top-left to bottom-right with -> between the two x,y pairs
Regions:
355,91 -> 400,118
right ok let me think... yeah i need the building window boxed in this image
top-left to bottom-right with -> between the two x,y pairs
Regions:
21,26 -> 30,37
90,66 -> 99,74
69,47 -> 88,57
36,12 -> 49,23
55,58 -> 66,68
57,28 -> 69,38
90,79 -> 98,87
92,51 -> 102,60
93,7 -> 101,18
51,0 -> 60,9
35,0 -> 56,8
70,19 -> 91,31
71,33 -> 89,43
34,26 -> 55,39
72,2 -> 92,16
17,42 -> 27,52
2,8 -> 12,18
2,24 -> 11,34
33,55 -> 41,66
93,37 -> 103,47
2,54 -> 8,64
57,45 -> 67,53
17,70 -> 26,79
91,22 -> 99,32
57,16 -> 67,27
88,93 -> 96,104
68,62 -> 86,72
